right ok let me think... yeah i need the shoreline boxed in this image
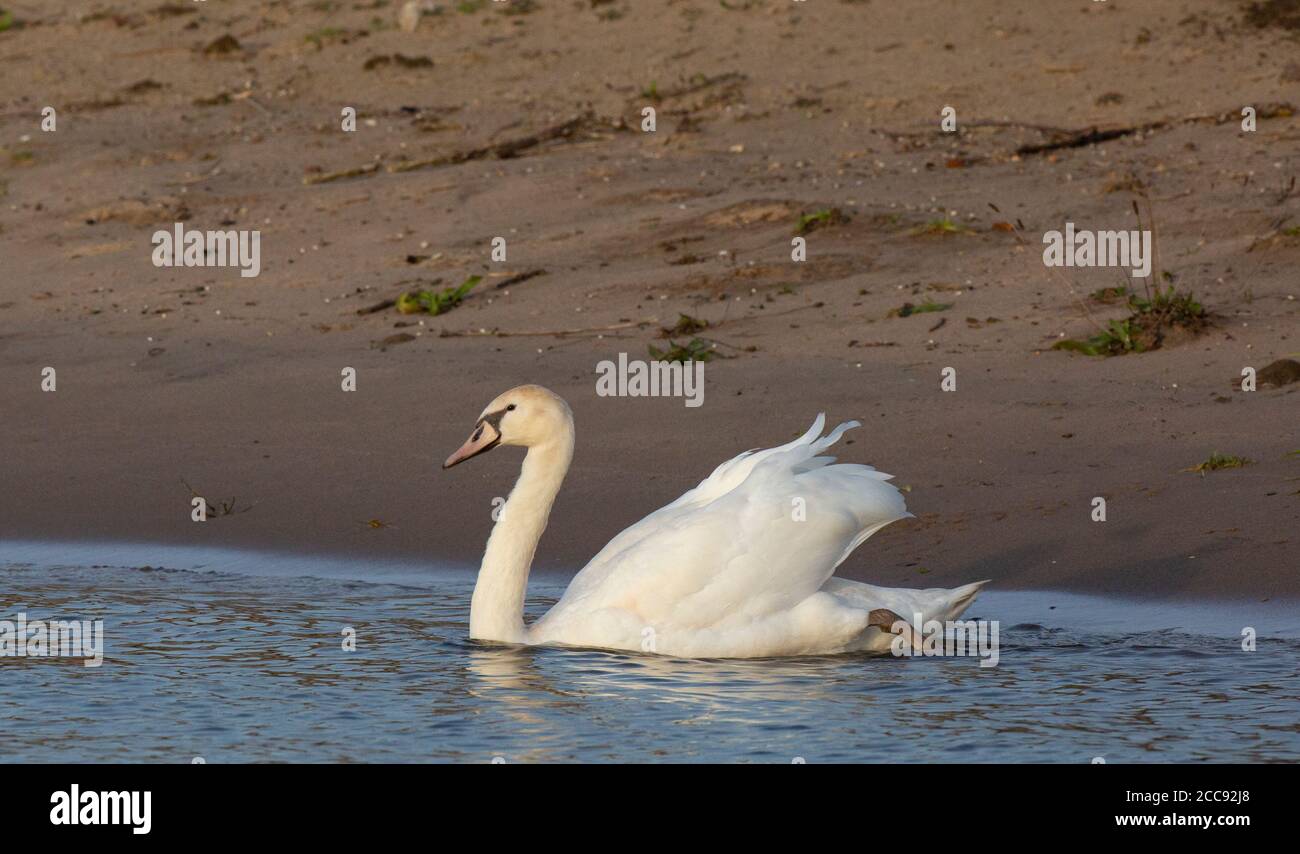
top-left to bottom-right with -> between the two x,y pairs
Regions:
4,538 -> 1297,610
9,548 -> 1300,645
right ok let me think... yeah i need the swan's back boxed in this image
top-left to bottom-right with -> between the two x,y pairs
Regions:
531,416 -> 946,657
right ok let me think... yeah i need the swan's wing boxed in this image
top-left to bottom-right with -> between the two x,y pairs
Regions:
663,412 -> 868,508
532,417 -> 908,645
554,414 -> 881,592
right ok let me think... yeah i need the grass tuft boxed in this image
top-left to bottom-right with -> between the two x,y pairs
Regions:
649,337 -> 717,363
1054,286 -> 1207,356
396,275 -> 481,316
305,27 -> 350,48
660,313 -> 709,337
889,299 -> 951,318
1183,453 -> 1252,475
795,208 -> 847,234
914,216 -> 970,235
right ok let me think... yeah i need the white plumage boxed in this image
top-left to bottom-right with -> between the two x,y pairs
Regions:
443,385 -> 987,659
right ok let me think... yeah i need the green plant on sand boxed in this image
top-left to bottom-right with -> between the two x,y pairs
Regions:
1054,286 -> 1207,356
660,313 -> 709,337
649,337 -> 717,363
1183,453 -> 1252,475
795,208 -> 847,234
396,275 -> 481,315
889,299 -> 951,318
913,216 -> 970,235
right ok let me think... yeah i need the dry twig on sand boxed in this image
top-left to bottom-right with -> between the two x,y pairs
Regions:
388,114 -> 592,174
493,269 -> 547,290
1015,102 -> 1295,156
439,320 -> 652,339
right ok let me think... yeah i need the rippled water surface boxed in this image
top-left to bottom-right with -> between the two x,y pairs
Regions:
2,546 -> 1298,763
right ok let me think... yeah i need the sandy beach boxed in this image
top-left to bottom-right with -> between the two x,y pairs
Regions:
1,0 -> 1297,599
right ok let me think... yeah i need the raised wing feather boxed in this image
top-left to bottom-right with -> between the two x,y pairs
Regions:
531,417 -> 908,645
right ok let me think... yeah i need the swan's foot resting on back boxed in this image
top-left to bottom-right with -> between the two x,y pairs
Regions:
832,578 -> 989,654
443,384 -> 989,659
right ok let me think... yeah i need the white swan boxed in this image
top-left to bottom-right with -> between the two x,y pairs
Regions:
443,385 -> 987,658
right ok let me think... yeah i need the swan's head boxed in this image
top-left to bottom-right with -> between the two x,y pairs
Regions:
443,384 -> 572,469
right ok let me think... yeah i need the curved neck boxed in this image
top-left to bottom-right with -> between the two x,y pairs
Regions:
469,434 -> 573,643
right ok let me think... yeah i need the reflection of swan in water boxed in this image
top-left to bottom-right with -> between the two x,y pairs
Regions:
463,645 -> 562,728
465,644 -> 576,706
465,643 -> 842,736
444,385 -> 986,658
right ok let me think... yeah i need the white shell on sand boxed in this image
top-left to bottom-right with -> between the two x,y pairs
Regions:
398,0 -> 421,33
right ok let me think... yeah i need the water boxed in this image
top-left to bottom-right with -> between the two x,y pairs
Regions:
2,543 -> 1298,763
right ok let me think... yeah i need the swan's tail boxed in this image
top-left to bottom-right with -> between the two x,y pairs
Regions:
938,579 -> 989,622
834,578 -> 990,623
830,577 -> 993,653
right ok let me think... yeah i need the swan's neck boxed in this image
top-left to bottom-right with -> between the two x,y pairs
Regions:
469,435 -> 573,643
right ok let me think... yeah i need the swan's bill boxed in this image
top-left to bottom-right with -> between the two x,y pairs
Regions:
443,417 -> 502,469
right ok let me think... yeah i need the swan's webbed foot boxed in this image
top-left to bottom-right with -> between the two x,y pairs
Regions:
868,608 -> 923,652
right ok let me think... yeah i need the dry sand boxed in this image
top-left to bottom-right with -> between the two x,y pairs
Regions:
1,0 -> 1297,599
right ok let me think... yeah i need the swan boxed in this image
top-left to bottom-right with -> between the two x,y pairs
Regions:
442,384 -> 987,658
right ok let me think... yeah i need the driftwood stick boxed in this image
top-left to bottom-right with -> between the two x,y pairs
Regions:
303,162 -> 381,185
440,319 -> 651,339
302,114 -> 596,183
389,113 -> 591,174
1016,125 -> 1156,156
643,72 -> 747,103
355,298 -> 397,316
1016,102 -> 1294,156
870,102 -> 1295,154
493,269 -> 547,290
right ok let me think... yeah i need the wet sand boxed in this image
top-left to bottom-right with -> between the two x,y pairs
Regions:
1,0 -> 1297,598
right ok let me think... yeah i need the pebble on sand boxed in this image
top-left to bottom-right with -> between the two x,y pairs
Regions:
398,1 -> 422,33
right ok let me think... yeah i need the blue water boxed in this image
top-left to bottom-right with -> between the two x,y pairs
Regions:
1,543 -> 1297,763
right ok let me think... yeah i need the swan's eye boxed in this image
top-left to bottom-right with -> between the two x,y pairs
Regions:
506,404 -> 516,411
